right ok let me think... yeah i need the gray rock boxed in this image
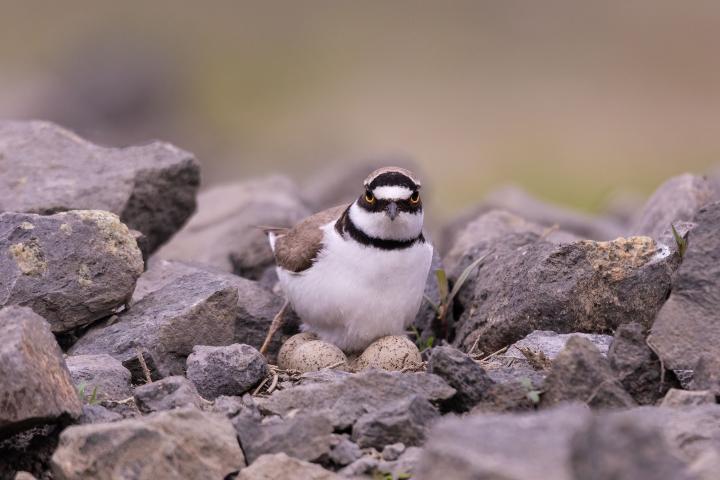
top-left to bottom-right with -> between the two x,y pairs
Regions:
156,176 -> 311,279
470,378 -> 542,414
238,453 -> 340,480
381,443 -> 406,461
133,376 -> 204,413
609,323 -> 679,405
327,437 -> 363,466
257,370 -> 455,429
212,395 -> 248,418
484,185 -> 625,240
186,344 -> 268,399
443,209 -> 576,275
65,354 -> 133,402
450,217 -> 673,354
338,456 -> 379,477
418,404 -> 720,480
570,413 -> 696,480
0,210 -> 144,332
0,120 -> 200,253
649,202 -> 720,371
661,389 -> 716,408
352,395 -> 438,449
52,408 -> 244,479
234,413 -> 335,464
504,330 -> 614,367
78,405 -> 123,424
416,404 -> 591,480
427,346 -> 495,411
690,356 -> 720,395
541,336 -> 636,409
377,446 -> 422,479
69,267 -> 240,382
631,173 -> 717,240
132,260 -> 288,358
0,307 -> 82,438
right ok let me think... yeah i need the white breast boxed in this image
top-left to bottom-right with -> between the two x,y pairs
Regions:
276,222 -> 434,352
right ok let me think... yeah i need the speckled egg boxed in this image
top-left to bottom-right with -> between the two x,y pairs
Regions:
277,332 -> 318,369
351,335 -> 422,372
282,339 -> 348,373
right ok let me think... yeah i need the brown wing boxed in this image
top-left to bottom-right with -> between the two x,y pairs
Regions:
273,204 -> 349,273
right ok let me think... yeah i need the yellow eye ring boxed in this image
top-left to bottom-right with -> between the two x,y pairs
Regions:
410,192 -> 421,204
365,191 -> 375,204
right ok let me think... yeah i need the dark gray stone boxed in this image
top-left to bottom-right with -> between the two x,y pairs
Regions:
649,202 -> 720,371
238,453 -> 340,480
631,173 -> 717,240
427,346 -> 495,411
661,389 -> 716,408
51,407 -> 244,479
133,376 -> 204,413
0,210 -> 143,332
69,268 -> 240,382
78,405 -> 123,425
0,120 -> 200,253
0,306 -> 82,438
65,354 -> 133,402
352,395 -> 438,449
186,344 -> 268,399
326,437 -> 363,467
132,260 -> 288,358
504,330 -> 614,367
156,176 -> 311,279
416,404 -> 591,480
541,336 -> 636,409
234,412 -> 335,464
570,413 -> 696,480
257,370 -> 455,429
450,214 -> 673,355
609,323 -> 679,405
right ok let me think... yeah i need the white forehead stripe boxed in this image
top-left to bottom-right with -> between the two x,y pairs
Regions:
372,185 -> 413,200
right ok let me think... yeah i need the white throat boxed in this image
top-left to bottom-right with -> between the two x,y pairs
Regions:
348,202 -> 423,241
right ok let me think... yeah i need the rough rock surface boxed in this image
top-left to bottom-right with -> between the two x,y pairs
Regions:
649,202 -> 720,371
690,355 -> 720,396
541,336 -> 636,409
186,344 -> 268,399
570,413 -> 696,480
352,395 -> 439,449
156,176 -> 311,279
69,267 -> 240,381
416,404 -> 591,480
451,222 -> 674,354
661,389 -> 716,408
257,370 -> 455,429
608,322 -> 678,405
0,120 -> 200,253
132,260 -> 288,356
631,173 -> 717,240
418,404 -> 720,480
504,330 -> 614,367
78,405 -> 123,425
0,210 -> 144,332
427,346 -> 495,411
51,408 -> 244,480
234,412 -> 335,464
65,354 -> 133,402
237,453 -> 340,480
133,376 -> 204,413
0,307 -> 82,438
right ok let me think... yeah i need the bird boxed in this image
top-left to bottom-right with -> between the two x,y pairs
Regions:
263,166 -> 434,353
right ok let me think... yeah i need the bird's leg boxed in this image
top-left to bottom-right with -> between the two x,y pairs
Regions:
260,299 -> 290,355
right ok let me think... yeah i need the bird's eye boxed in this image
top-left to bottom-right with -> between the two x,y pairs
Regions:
365,191 -> 375,204
410,191 -> 421,204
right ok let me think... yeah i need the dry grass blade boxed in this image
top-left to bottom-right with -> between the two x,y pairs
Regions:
135,347 -> 153,384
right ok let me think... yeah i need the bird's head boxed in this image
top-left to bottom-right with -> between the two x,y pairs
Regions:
349,166 -> 424,241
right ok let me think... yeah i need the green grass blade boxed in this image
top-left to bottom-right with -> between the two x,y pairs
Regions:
435,269 -> 449,304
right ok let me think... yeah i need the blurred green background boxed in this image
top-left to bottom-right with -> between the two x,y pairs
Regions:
2,0 -> 719,217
